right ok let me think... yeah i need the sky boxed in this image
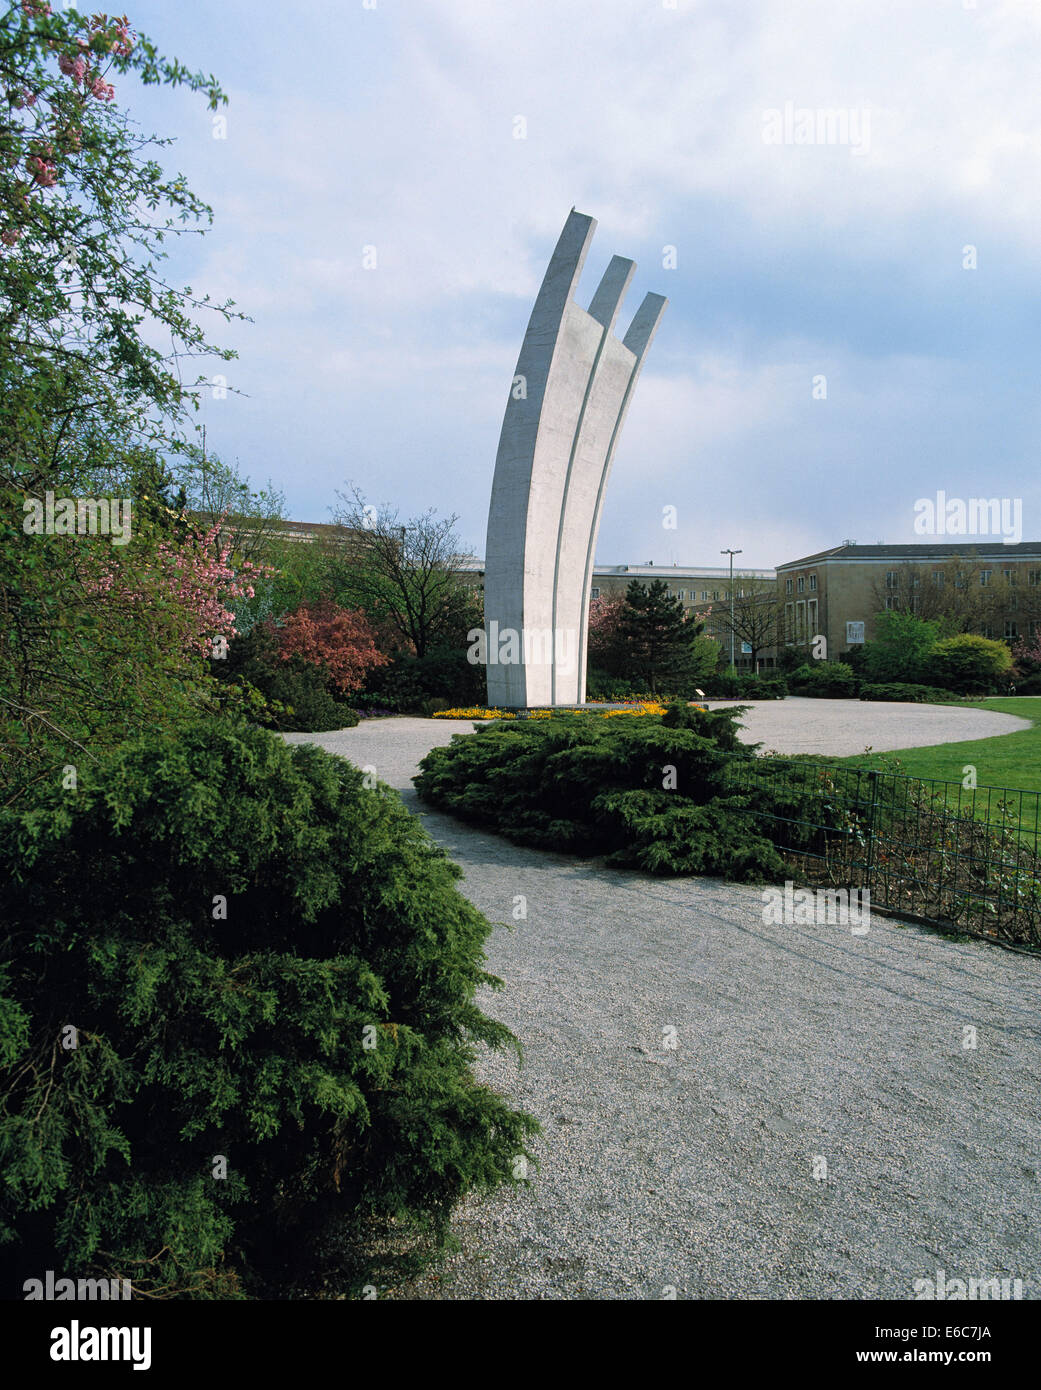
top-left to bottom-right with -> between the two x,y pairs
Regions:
111,0 -> 1041,569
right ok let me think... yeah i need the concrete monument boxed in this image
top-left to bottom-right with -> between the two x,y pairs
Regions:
483,210 -> 667,707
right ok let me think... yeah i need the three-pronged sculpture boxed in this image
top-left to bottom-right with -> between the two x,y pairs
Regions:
483,210 -> 667,707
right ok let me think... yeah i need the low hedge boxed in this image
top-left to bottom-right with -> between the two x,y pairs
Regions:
415,702 -> 805,879
701,672 -> 787,700
787,662 -> 860,698
0,720 -> 537,1298
859,682 -> 953,703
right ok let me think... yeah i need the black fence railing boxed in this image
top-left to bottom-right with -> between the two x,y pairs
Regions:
724,759 -> 1041,947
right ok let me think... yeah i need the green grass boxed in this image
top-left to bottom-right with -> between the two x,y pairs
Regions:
826,696 -> 1041,842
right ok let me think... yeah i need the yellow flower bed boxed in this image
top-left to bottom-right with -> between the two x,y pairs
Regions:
432,707 -> 517,719
432,701 -> 685,720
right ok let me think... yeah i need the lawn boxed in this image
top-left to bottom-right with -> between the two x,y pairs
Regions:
829,697 -> 1041,843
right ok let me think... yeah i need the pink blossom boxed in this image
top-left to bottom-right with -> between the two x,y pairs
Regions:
1,229 -> 23,247
28,156 -> 57,187
90,76 -> 115,101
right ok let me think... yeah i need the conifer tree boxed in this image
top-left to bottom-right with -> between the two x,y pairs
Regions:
613,579 -> 715,694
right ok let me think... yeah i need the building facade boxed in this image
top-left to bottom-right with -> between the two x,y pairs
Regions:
776,542 -> 1041,658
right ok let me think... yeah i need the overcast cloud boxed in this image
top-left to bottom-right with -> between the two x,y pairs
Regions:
120,0 -> 1041,567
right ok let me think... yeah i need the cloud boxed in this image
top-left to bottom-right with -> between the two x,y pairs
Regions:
122,0 -> 1041,563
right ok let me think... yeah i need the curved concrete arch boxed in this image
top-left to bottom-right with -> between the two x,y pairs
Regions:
484,211 -> 667,707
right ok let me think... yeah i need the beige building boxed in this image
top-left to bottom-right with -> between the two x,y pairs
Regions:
776,541 -> 1041,658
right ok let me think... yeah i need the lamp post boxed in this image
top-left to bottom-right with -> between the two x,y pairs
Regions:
721,548 -> 742,671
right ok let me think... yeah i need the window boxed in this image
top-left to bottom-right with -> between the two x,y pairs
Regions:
886,571 -> 898,589
911,573 -> 920,589
590,587 -> 600,600
1005,620 -> 1019,640
909,596 -> 920,614
980,570 -> 992,586
785,578 -> 793,595
808,574 -> 817,592
807,598 -> 818,634
712,590 -> 719,601
678,590 -> 686,600
1004,568 -> 1016,586
885,596 -> 899,611
796,576 -> 805,594
1030,571 -> 1041,587
795,600 -> 806,641
784,602 -> 794,642
701,590 -> 709,601
932,570 -> 944,587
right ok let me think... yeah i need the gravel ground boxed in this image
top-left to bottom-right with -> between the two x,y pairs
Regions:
284,701 -> 1041,1300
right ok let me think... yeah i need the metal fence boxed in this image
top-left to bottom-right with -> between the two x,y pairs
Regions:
724,759 -> 1041,947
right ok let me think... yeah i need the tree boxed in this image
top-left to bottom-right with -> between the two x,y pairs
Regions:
927,633 -> 1013,694
707,577 -> 783,671
586,594 -> 627,672
272,600 -> 389,695
869,554 -> 1041,640
858,611 -> 942,684
172,444 -> 286,567
328,487 -> 480,659
612,579 -> 717,694
0,4 -> 244,796
1,4 -> 238,478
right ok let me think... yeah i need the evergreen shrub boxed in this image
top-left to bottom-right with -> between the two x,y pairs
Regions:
415,702 -> 802,879
0,720 -> 537,1297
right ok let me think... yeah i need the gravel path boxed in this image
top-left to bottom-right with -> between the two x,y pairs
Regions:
284,702 -> 1041,1300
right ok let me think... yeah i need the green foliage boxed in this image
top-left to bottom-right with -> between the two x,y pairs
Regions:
601,579 -> 717,695
859,682 -> 953,703
1,6 -> 238,472
0,720 -> 537,1297
363,645 -> 486,713
415,702 -> 795,879
212,627 -> 359,732
702,672 -> 788,699
858,612 -> 943,684
787,662 -> 860,698
0,494 -> 228,806
927,633 -> 1014,694
1,5 -> 251,796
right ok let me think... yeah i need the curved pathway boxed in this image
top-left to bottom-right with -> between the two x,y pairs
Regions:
285,701 -> 1041,1300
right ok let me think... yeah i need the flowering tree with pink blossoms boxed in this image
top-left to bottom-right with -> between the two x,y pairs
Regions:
87,514 -> 272,657
0,4 -> 247,802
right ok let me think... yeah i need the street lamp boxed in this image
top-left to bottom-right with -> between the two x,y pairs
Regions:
721,548 -> 742,671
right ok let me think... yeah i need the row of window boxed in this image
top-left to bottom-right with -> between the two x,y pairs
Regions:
784,569 -> 1041,597
886,569 -> 1041,589
784,575 -> 817,595
590,587 -> 745,603
783,598 -> 818,641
